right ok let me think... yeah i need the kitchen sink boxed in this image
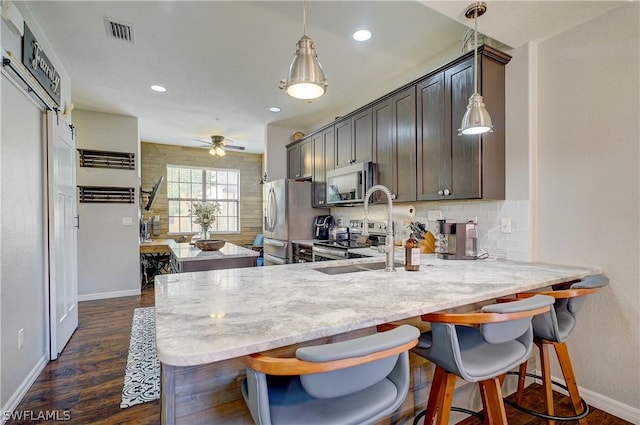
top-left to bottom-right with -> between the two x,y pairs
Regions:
315,261 -> 402,275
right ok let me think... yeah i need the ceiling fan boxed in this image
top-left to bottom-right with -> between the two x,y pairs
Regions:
195,135 -> 246,156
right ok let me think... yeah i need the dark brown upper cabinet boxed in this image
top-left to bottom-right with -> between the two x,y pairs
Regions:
372,86 -> 417,203
417,46 -> 511,201
290,45 -> 510,205
334,108 -> 373,169
287,137 -> 312,180
310,126 -> 336,207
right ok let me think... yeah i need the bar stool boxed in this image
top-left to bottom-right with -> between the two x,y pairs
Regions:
510,274 -> 609,424
241,324 -> 420,425
412,295 -> 555,425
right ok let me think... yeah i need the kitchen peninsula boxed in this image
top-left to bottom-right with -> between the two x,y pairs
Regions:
154,255 -> 601,424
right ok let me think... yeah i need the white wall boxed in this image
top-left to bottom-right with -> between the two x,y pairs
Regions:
264,123 -> 295,181
535,1 -> 639,415
0,2 -> 72,414
73,110 -> 140,300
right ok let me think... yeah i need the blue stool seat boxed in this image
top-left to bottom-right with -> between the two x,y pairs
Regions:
241,325 -> 420,425
513,274 -> 609,424
413,295 -> 555,425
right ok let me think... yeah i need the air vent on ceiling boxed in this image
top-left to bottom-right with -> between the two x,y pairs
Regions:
104,17 -> 134,43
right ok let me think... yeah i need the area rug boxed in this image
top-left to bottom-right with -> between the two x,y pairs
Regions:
120,307 -> 160,408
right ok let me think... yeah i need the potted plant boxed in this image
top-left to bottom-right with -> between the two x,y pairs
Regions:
190,201 -> 221,241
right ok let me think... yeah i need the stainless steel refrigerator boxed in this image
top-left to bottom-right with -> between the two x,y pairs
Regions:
263,179 -> 323,265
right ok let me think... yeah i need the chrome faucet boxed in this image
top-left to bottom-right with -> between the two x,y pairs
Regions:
362,185 -> 395,272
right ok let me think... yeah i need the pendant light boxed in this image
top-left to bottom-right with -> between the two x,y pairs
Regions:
279,0 -> 327,100
459,2 -> 492,136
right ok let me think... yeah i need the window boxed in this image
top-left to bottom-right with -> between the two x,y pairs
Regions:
167,165 -> 240,234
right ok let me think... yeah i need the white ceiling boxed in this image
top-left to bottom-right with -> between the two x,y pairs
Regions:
24,1 -> 626,154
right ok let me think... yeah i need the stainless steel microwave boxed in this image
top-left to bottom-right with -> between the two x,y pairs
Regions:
325,162 -> 374,205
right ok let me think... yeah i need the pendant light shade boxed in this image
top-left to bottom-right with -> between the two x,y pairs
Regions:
459,2 -> 492,136
279,1 -> 327,100
460,92 -> 492,135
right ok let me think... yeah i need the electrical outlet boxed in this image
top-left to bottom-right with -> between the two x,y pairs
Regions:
122,217 -> 133,226
501,218 -> 512,233
18,328 -> 24,349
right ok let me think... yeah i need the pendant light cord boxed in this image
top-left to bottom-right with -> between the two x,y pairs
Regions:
303,0 -> 308,36
473,3 -> 478,94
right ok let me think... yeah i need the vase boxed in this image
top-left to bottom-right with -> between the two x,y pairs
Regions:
200,225 -> 210,240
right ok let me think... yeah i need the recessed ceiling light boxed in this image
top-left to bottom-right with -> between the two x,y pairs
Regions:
150,85 -> 166,92
353,29 -> 372,42
269,107 -> 281,113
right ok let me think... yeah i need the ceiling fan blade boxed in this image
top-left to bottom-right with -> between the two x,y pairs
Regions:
224,145 -> 245,151
194,138 -> 210,145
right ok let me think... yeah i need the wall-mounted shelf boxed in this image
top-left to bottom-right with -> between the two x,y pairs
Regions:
78,186 -> 135,204
78,149 -> 135,170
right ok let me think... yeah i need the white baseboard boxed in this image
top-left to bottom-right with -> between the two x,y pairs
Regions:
536,369 -> 640,424
78,288 -> 140,301
1,354 -> 48,425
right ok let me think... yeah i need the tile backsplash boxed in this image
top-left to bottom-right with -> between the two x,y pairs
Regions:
331,200 -> 530,261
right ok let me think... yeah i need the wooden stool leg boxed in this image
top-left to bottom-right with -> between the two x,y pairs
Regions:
517,361 -> 528,404
479,380 -> 492,425
538,340 -> 555,425
434,371 -> 457,425
479,377 -> 508,425
553,341 -> 588,425
422,365 -> 445,425
498,373 -> 506,386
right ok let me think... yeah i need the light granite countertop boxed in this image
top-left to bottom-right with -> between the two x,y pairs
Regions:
169,241 -> 259,262
154,255 -> 601,366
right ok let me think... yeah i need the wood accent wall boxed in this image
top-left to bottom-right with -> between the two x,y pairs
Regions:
141,142 -> 263,246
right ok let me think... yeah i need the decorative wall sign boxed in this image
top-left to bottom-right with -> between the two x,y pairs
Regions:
22,24 -> 61,106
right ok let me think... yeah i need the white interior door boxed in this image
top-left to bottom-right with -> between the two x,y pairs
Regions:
47,110 -> 78,359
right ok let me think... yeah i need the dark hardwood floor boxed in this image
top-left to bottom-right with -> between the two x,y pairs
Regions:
6,284 -> 631,425
455,386 -> 632,425
7,286 -> 158,425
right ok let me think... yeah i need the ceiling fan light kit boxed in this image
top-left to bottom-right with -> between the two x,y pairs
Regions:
279,0 -> 327,100
459,1 -> 493,136
209,146 -> 226,157
196,135 -> 245,156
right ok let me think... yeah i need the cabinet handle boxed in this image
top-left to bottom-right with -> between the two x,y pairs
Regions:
444,189 -> 451,196
437,190 -> 444,196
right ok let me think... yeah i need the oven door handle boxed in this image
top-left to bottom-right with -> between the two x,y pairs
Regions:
312,246 -> 348,258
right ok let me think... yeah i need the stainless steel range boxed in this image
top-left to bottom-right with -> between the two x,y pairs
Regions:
311,220 -> 389,261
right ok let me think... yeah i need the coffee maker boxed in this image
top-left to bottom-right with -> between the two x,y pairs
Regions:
435,219 -> 478,260
313,215 -> 334,240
